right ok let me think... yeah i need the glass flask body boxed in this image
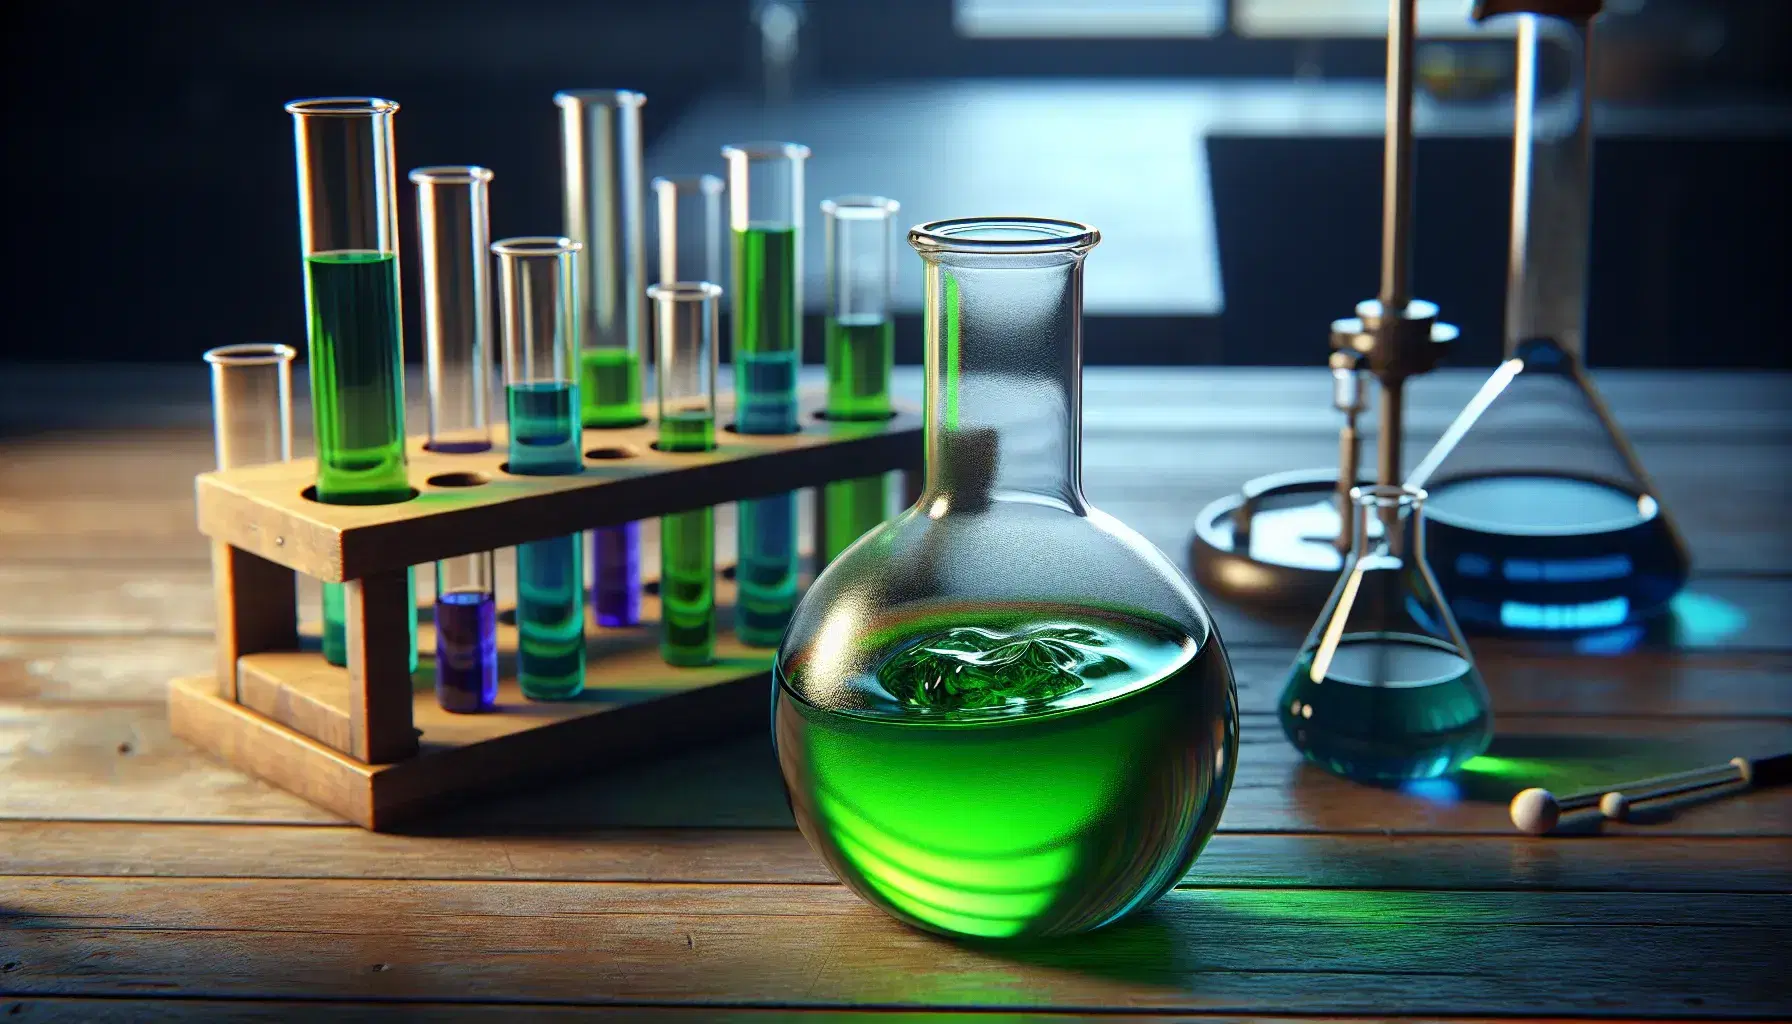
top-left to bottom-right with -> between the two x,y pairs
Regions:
1280,486 -> 1493,782
1410,339 -> 1689,635
774,218 -> 1239,940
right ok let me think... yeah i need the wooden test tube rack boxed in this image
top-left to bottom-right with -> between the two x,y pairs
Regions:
169,392 -> 922,830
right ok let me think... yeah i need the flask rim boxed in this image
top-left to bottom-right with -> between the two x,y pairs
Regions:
909,216 -> 1099,256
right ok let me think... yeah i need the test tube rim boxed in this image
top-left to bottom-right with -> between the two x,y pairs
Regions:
821,195 -> 901,221
204,343 -> 298,367
553,89 -> 647,109
1348,483 -> 1429,510
491,235 -> 584,258
284,96 -> 399,117
720,141 -> 812,163
648,281 -> 724,303
909,215 -> 1098,256
652,174 -> 726,197
410,165 -> 494,186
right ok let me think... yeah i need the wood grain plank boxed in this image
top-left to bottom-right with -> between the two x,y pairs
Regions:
0,1000 -> 1686,1023
3,559 -> 1785,654
6,697 -> 1790,833
3,877 -> 1786,1016
10,634 -> 1791,717
2,822 -> 1786,893
0,703 -> 340,824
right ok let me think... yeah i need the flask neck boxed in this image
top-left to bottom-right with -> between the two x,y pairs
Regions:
1352,486 -> 1426,566
919,256 -> 1086,512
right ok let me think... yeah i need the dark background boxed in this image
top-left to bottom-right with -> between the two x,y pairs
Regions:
3,0 -> 1788,369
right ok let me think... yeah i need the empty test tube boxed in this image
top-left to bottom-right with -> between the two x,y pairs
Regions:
288,96 -> 417,671
206,343 -> 296,471
414,165 -> 498,712
654,174 -> 725,286
652,283 -> 722,666
723,142 -> 809,647
204,343 -> 297,697
819,195 -> 900,564
559,90 -> 648,630
495,236 -> 587,700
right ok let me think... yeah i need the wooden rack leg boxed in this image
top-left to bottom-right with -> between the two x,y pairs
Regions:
212,540 -> 298,701
344,567 -> 419,764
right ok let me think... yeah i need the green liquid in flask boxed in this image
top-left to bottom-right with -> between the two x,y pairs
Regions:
774,603 -> 1237,939
1280,633 -> 1491,781
579,348 -> 645,428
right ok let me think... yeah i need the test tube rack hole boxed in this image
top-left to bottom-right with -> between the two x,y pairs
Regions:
169,390 -> 922,830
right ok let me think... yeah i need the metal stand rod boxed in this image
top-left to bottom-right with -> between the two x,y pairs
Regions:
1380,0 -> 1417,312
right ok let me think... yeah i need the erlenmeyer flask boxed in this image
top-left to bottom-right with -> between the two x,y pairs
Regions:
1407,11 -> 1688,634
773,217 -> 1239,940
1281,485 -> 1492,782
1408,339 -> 1688,633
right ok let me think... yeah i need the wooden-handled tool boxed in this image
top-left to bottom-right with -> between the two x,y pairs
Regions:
1509,751 -> 1792,835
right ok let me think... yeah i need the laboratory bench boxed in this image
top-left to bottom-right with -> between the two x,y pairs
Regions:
0,364 -> 1788,1020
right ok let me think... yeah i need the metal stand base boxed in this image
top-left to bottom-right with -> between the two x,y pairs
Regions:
1188,469 -> 1370,614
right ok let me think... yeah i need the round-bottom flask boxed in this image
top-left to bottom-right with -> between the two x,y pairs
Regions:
774,218 -> 1239,940
1280,486 -> 1493,782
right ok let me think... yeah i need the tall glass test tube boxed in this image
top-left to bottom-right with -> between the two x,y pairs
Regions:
415,166 -> 498,712
288,97 -> 416,670
652,283 -> 722,666
557,89 -> 648,631
724,142 -> 809,647
820,195 -> 900,564
654,175 -> 725,285
496,236 -> 587,700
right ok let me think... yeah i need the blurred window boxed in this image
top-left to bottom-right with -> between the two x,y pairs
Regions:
1233,0 -> 1518,37
954,0 -> 1224,38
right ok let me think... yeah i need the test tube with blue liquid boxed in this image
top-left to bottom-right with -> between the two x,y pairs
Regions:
287,97 -> 417,672
414,165 -> 498,712
495,236 -> 587,700
651,283 -> 722,666
819,195 -> 900,564
723,142 -> 809,647
557,90 -> 648,629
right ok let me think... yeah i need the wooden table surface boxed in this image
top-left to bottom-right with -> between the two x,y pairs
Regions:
2,365 -> 1789,1021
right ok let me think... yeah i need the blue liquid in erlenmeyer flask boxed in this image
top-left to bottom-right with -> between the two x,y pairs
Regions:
1423,473 -> 1687,634
1280,633 -> 1492,782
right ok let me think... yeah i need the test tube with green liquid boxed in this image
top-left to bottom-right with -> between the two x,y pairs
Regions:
287,97 -> 416,671
495,236 -> 587,700
413,166 -> 498,713
723,142 -> 809,647
557,89 -> 648,630
650,282 -> 722,666
819,195 -> 900,564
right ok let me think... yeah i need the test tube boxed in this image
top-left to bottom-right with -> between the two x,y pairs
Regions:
495,236 -> 587,700
557,89 -> 648,631
287,97 -> 417,671
414,165 -> 498,712
203,343 -> 297,699
723,142 -> 809,647
205,344 -> 296,470
653,175 -> 725,285
652,283 -> 722,666
818,195 -> 900,564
